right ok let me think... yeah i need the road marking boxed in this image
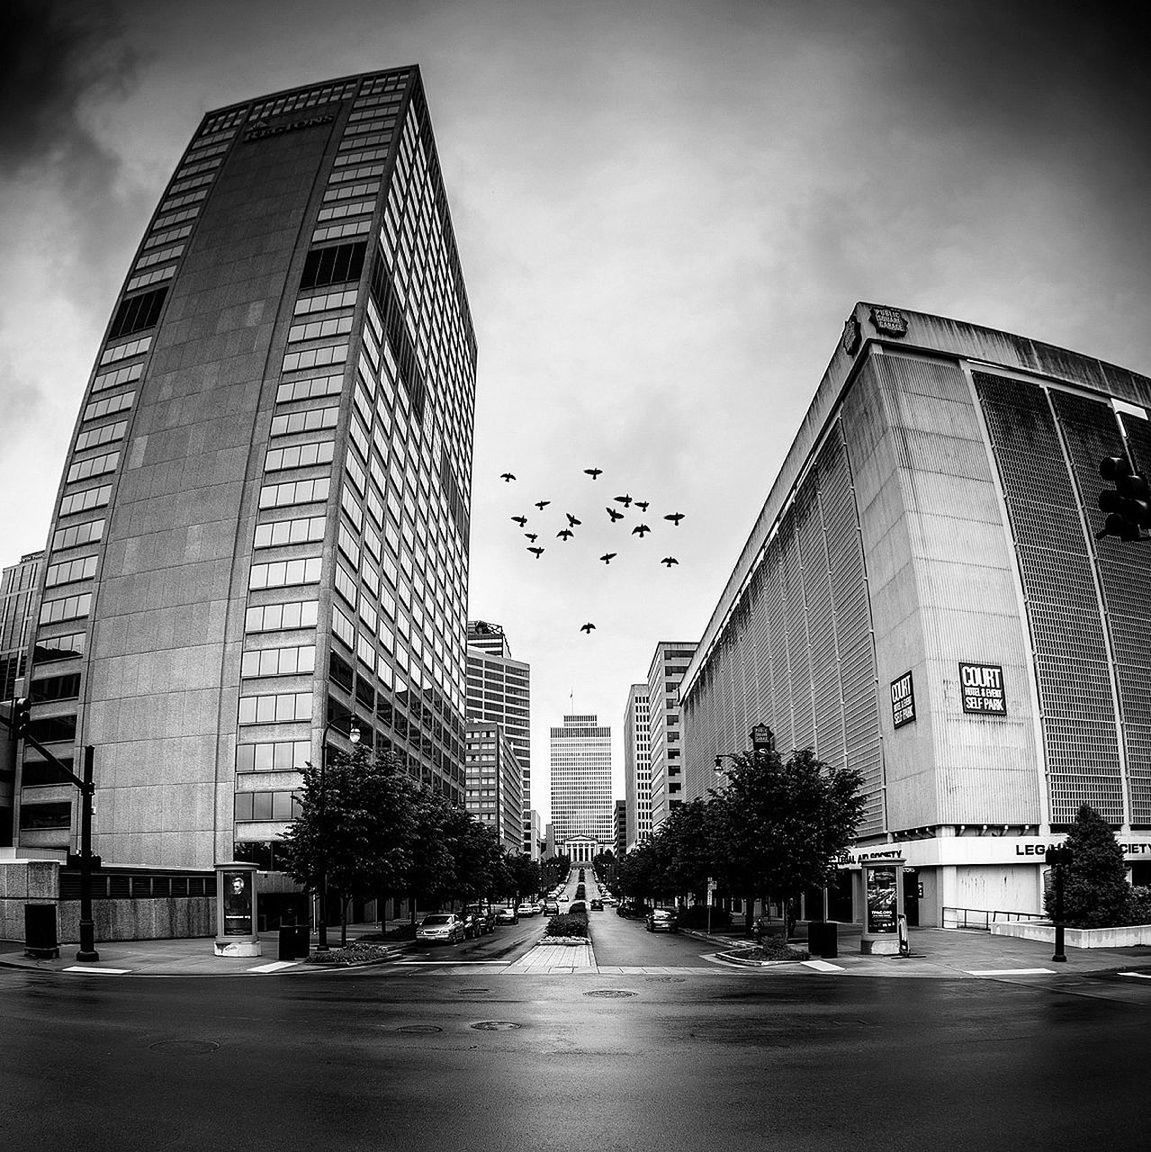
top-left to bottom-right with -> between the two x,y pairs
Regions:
803,959 -> 843,972
63,966 -> 131,975
1117,971 -> 1151,980
247,961 -> 299,973
966,968 -> 1056,976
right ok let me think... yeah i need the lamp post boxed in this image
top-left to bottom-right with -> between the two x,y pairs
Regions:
1046,844 -> 1072,963
315,718 -> 361,952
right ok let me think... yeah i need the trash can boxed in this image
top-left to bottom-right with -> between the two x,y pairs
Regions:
25,904 -> 60,960
807,920 -> 837,959
278,925 -> 310,960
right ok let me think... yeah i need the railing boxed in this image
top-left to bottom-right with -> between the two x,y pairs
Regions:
942,906 -> 1045,930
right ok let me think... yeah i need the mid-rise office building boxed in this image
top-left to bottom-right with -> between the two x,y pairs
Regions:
465,620 -> 531,852
614,798 -> 627,861
623,682 -> 651,850
681,303 -> 1151,924
14,69 -> 476,870
647,642 -> 696,831
549,713 -> 612,848
1,552 -> 44,846
465,722 -> 523,855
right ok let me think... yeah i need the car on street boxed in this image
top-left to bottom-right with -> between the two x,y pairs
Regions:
589,898 -> 604,911
645,907 -> 678,933
542,900 -> 559,915
494,905 -> 518,925
462,906 -> 494,938
516,902 -> 536,918
417,913 -> 464,944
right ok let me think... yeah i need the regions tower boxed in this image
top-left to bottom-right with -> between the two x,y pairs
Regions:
14,68 -> 477,872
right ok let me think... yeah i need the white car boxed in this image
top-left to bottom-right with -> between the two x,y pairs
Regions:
516,902 -> 536,917
416,913 -> 464,944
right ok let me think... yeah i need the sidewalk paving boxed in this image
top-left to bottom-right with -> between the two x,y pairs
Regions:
2,922 -> 1149,979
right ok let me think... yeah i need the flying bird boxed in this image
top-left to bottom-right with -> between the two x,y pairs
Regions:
661,556 -> 679,567
580,622 -> 596,633
566,513 -> 582,527
528,546 -> 545,558
614,494 -> 633,507
534,500 -> 551,510
511,515 -> 528,527
584,468 -> 603,479
599,553 -> 617,564
557,528 -> 574,541
664,512 -> 685,526
500,472 -> 516,482
635,500 -> 650,512
606,507 -> 624,523
524,533 -> 538,542
631,523 -> 652,537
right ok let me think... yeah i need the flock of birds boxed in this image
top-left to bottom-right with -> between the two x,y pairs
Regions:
497,467 -> 686,634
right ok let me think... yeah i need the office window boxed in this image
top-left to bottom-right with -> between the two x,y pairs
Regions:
237,740 -> 311,773
264,441 -> 335,471
257,477 -> 330,509
248,557 -> 322,589
244,600 -> 318,633
241,645 -> 316,678
270,407 -> 339,436
253,516 -> 326,549
237,692 -> 311,724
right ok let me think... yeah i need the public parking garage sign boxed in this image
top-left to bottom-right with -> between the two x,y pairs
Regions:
959,663 -> 1006,715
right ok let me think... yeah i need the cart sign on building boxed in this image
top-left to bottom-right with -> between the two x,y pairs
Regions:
890,671 -> 915,729
959,663 -> 1006,715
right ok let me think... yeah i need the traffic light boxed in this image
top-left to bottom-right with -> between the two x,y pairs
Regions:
11,697 -> 31,739
1097,455 -> 1151,541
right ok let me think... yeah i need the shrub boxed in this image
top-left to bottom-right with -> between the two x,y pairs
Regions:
567,900 -> 587,915
676,905 -> 733,931
546,913 -> 588,938
1129,886 -> 1151,925
755,936 -> 809,961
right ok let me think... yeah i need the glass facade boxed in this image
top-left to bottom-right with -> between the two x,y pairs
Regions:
16,69 -> 476,868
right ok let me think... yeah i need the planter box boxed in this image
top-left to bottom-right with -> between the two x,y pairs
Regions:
991,921 -> 1151,948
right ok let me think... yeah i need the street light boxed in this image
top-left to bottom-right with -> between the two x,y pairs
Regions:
315,717 -> 361,952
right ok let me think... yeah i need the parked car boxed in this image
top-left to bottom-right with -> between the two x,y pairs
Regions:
462,906 -> 494,938
516,902 -> 536,918
417,913 -> 464,944
589,898 -> 604,911
494,905 -> 518,925
646,907 -> 678,933
542,900 -> 559,915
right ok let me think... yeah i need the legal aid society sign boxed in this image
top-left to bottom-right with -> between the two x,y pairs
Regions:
959,662 -> 1006,716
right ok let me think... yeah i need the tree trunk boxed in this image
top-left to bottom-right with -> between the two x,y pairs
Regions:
746,894 -> 757,937
340,893 -> 348,947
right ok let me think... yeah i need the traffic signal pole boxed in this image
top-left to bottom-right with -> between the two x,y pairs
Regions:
1,702 -> 99,961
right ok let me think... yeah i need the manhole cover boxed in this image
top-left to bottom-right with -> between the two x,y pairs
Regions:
148,1040 -> 219,1054
398,1025 -> 443,1034
585,989 -> 637,998
470,1020 -> 521,1031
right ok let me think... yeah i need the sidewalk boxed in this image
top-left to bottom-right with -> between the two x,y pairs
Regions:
2,922 -> 1149,979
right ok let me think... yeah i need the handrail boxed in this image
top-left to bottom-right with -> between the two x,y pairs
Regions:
942,906 -> 1045,930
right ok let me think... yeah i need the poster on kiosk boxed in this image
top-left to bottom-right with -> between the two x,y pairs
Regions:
214,861 -> 262,957
860,858 -> 907,955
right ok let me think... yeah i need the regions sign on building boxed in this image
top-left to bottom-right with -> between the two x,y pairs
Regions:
959,663 -> 1006,715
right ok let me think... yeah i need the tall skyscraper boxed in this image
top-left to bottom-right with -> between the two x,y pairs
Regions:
549,713 -> 612,848
15,69 -> 477,870
1,551 -> 44,846
465,620 -> 531,852
681,303 -> 1151,924
623,682 -> 651,850
647,642 -> 696,831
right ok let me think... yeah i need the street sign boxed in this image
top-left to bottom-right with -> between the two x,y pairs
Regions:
959,662 -> 1006,715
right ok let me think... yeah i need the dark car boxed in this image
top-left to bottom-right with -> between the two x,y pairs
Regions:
617,901 -> 648,919
462,906 -> 494,938
589,898 -> 604,911
542,900 -> 560,916
645,907 -> 678,933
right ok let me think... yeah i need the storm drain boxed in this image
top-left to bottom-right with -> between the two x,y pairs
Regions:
584,989 -> 637,998
398,1025 -> 443,1034
148,1040 -> 219,1054
470,1021 -> 521,1031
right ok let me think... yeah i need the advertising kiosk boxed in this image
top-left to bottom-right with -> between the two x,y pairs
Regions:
860,856 -> 908,955
214,861 -> 262,958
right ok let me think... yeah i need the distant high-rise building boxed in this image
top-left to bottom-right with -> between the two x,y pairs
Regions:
549,713 -> 612,847
465,722 -> 523,855
1,551 -> 44,846
15,69 -> 476,869
614,798 -> 627,861
465,620 -> 531,852
647,643 -> 697,831
527,808 -> 542,861
623,682 -> 651,850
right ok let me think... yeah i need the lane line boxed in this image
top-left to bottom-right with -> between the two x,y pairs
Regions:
248,961 -> 299,973
966,967 -> 1056,976
1117,971 -> 1151,980
63,966 -> 131,975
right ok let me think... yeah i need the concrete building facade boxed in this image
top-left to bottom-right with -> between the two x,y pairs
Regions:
623,682 -> 651,850
647,642 -> 696,832
14,69 -> 476,870
464,620 -> 532,853
681,303 -> 1151,924
464,722 -> 523,855
549,713 -> 612,848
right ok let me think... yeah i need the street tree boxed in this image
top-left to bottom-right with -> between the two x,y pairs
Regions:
406,785 -> 462,920
709,747 -> 865,936
279,747 -> 419,945
657,798 -> 713,903
1051,802 -> 1133,928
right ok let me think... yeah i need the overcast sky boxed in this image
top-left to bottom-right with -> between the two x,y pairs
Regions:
3,0 -> 1149,826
